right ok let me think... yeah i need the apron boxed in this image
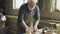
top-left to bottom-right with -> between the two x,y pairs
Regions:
24,10 -> 35,28
18,7 -> 36,34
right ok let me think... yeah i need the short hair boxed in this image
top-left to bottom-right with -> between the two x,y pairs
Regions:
28,0 -> 38,3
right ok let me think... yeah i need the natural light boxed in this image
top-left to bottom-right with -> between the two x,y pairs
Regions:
13,0 -> 28,9
13,0 -> 38,9
56,0 -> 60,10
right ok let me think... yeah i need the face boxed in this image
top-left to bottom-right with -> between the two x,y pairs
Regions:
28,1 -> 36,9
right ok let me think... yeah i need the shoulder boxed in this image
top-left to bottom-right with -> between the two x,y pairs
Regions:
34,5 -> 39,11
35,5 -> 39,9
19,3 -> 28,13
19,3 -> 27,9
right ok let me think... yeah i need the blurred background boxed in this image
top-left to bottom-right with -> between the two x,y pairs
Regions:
0,0 -> 60,34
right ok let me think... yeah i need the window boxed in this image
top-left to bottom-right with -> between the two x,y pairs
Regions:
56,0 -> 60,11
13,0 -> 28,9
50,0 -> 60,12
50,0 -> 56,12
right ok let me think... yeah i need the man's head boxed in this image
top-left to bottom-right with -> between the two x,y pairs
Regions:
28,0 -> 38,10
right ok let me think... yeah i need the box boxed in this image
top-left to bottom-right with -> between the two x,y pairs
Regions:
26,29 -> 42,34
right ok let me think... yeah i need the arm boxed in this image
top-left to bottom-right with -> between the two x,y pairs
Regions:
33,6 -> 40,32
34,20 -> 40,27
21,20 -> 29,29
18,6 -> 29,30
34,6 -> 40,28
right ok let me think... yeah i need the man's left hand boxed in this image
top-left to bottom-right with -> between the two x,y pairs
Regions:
33,26 -> 38,32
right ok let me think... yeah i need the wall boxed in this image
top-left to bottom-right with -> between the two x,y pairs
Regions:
3,0 -> 60,34
39,0 -> 60,20
4,0 -> 18,34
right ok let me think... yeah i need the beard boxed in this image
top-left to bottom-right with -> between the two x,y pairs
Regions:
28,3 -> 36,10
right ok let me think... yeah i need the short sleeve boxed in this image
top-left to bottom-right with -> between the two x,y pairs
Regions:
34,6 -> 40,20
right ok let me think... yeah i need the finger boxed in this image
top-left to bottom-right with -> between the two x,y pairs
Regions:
34,29 -> 37,32
31,30 -> 33,33
33,29 -> 36,32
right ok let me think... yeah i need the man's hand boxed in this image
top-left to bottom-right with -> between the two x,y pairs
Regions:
30,26 -> 38,34
33,20 -> 39,32
33,26 -> 38,32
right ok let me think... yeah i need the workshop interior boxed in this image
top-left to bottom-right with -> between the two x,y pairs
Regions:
0,0 -> 60,34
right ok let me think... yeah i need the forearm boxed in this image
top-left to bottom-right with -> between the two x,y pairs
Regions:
33,20 -> 39,32
34,20 -> 39,27
21,20 -> 29,29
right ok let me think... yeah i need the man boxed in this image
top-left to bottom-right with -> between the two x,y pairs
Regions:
17,0 -> 40,34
